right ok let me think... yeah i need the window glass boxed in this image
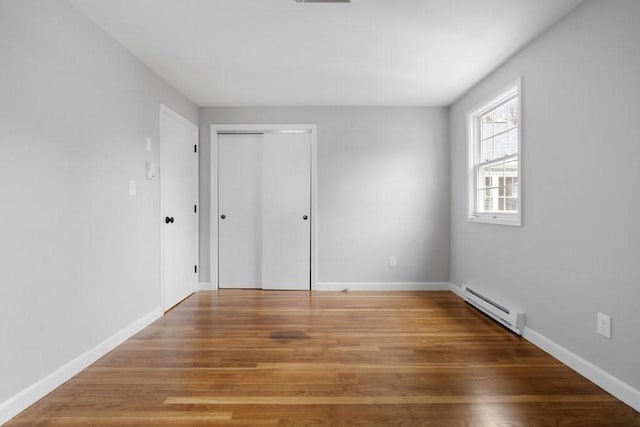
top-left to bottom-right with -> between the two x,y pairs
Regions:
468,82 -> 521,225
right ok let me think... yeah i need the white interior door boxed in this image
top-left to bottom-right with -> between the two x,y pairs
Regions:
261,133 -> 311,290
218,134 -> 263,288
218,131 -> 311,290
161,105 -> 198,311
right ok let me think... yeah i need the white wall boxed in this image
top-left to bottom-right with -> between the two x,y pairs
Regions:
450,0 -> 640,391
199,107 -> 450,286
0,0 -> 197,405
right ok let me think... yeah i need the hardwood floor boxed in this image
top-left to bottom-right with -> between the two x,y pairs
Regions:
7,290 -> 640,426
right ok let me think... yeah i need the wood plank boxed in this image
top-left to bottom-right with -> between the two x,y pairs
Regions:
164,394 -> 619,405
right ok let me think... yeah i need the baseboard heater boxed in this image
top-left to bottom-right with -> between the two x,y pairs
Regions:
464,286 -> 525,335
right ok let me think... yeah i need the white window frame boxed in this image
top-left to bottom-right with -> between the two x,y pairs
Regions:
467,78 -> 522,226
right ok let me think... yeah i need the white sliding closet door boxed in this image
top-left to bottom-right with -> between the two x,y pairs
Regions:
218,134 -> 263,289
261,133 -> 311,290
218,131 -> 311,290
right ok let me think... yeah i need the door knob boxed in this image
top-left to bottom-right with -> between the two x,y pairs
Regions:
220,214 -> 226,219
165,216 -> 174,224
303,215 -> 308,220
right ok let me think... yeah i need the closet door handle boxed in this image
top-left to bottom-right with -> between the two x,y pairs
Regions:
220,214 -> 226,220
165,216 -> 174,224
303,215 -> 308,220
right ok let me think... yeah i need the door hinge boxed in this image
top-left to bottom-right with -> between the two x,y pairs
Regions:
194,204 -> 197,213
194,265 -> 198,274
194,144 -> 197,153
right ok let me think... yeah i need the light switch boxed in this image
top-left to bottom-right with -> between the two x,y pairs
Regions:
597,312 -> 611,339
145,137 -> 152,152
129,180 -> 137,196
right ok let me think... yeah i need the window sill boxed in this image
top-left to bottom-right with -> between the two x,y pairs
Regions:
467,215 -> 522,227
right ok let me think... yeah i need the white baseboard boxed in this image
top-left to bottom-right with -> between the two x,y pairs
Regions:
448,282 -> 639,413
315,282 -> 451,291
522,327 -> 640,412
199,281 -> 216,291
0,307 -> 163,425
449,282 -> 465,298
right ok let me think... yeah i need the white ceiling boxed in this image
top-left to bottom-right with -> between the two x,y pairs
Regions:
69,0 -> 583,107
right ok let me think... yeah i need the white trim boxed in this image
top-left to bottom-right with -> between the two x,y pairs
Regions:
467,215 -> 522,227
160,104 -> 200,312
466,77 -> 522,227
0,307 -> 162,425
199,282 -> 216,291
210,124 -> 318,291
315,282 -> 451,291
522,327 -> 640,412
448,283 -> 639,412
449,282 -> 465,299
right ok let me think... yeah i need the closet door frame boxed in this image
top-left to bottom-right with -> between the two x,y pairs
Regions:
210,124 -> 317,290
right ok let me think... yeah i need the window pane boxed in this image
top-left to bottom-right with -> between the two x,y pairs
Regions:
480,99 -> 517,162
507,128 -> 518,154
493,103 -> 509,127
472,89 -> 520,219
481,137 -> 494,161
505,183 -> 513,197
494,130 -> 508,158
478,188 -> 502,213
478,164 -> 492,189
506,97 -> 519,130
507,97 -> 520,129
490,162 -> 504,183
479,191 -> 491,212
504,158 -> 518,179
482,117 -> 495,139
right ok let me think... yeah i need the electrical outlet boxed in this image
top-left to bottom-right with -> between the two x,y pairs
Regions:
597,312 -> 611,339
388,256 -> 397,268
128,180 -> 137,196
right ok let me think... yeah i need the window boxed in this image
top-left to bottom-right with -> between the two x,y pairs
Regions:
468,79 -> 521,226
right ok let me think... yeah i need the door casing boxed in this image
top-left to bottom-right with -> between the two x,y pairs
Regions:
210,124 -> 317,290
